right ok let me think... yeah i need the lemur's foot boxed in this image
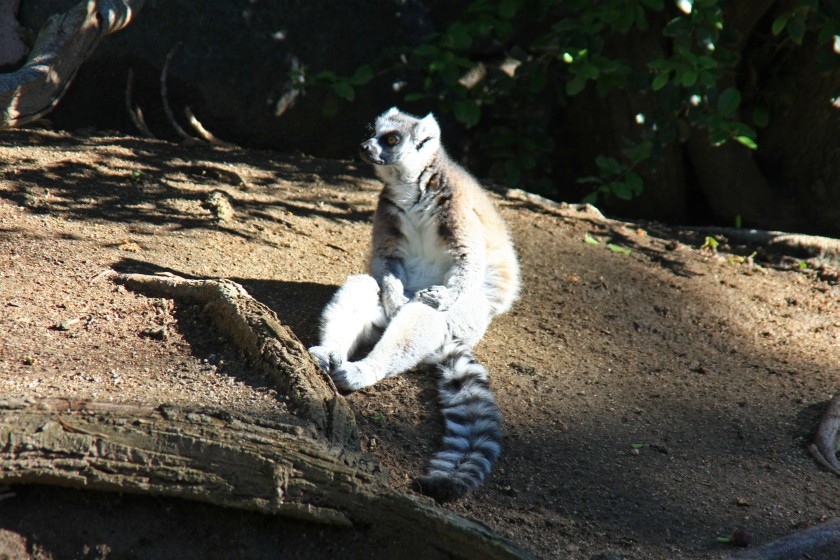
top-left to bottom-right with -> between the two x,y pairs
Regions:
331,362 -> 377,392
308,346 -> 343,374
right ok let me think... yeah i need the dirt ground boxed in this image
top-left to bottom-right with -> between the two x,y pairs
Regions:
0,128 -> 838,560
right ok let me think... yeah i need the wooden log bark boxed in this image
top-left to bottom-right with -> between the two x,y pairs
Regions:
0,0 -> 146,128
112,272 -> 359,449
810,393 -> 840,476
0,272 -> 533,557
0,398 -> 533,560
725,518 -> 840,560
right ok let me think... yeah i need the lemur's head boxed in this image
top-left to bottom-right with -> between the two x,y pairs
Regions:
360,108 -> 441,181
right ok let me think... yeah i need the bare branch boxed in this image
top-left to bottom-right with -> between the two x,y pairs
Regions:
0,0 -> 146,128
725,518 -> 840,560
112,271 -> 358,448
184,106 -> 236,147
810,393 -> 840,475
159,42 -> 195,143
124,68 -> 154,138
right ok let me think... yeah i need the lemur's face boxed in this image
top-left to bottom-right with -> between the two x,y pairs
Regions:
360,108 -> 441,175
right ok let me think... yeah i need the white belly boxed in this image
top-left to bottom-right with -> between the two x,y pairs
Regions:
400,209 -> 453,293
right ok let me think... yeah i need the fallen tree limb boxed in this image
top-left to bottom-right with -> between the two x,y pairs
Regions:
0,0 -> 146,128
725,518 -> 840,560
504,188 -> 839,258
502,188 -> 606,221
111,272 -> 358,449
0,398 -> 533,560
809,393 -> 840,476
0,273 -> 533,557
694,226 -> 840,257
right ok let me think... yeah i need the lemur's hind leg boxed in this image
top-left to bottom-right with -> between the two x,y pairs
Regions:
309,274 -> 386,374
331,301 -> 449,391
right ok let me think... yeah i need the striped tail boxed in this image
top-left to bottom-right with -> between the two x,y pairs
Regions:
414,343 -> 502,503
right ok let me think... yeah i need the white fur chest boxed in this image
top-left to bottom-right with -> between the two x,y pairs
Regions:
393,188 -> 453,292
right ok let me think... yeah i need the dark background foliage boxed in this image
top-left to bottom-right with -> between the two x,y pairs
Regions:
15,0 -> 840,236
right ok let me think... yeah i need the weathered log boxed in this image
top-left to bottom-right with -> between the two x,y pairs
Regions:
693,227 -> 840,258
0,398 -> 532,560
725,518 -> 840,560
809,393 -> 840,476
0,0 -> 146,128
111,272 -> 359,449
0,273 -> 533,557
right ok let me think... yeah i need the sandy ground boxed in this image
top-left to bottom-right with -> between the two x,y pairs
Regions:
0,129 -> 838,559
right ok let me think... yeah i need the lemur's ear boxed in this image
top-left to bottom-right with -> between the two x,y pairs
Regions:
415,113 -> 440,142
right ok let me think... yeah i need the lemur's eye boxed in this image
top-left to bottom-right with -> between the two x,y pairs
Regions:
382,133 -> 401,146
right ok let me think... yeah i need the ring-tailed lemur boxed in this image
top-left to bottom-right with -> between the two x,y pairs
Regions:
309,107 -> 520,503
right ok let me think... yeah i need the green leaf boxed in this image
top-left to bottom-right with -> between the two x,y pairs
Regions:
630,443 -> 645,449
566,74 -> 588,95
331,82 -> 355,101
452,100 -> 481,127
708,124 -> 730,146
630,140 -> 653,165
608,244 -> 632,255
663,17 -> 691,39
348,64 -> 374,86
581,192 -> 599,205
652,72 -> 670,91
680,69 -> 698,87
577,63 -> 600,80
734,135 -> 758,149
634,5 -> 649,31
818,20 -> 840,44
612,181 -> 633,200
584,234 -> 600,245
716,537 -> 733,544
404,92 -> 427,102
315,70 -> 337,81
787,15 -> 806,45
702,236 -> 719,250
444,22 -> 473,50
625,171 -> 644,196
717,87 -> 741,116
595,155 -> 622,175
771,16 -> 788,36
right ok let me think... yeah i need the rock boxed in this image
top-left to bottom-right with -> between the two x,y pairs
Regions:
203,190 -> 234,222
18,0 -> 434,157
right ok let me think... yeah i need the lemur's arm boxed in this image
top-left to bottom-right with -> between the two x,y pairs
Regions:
415,192 -> 487,312
370,196 -> 410,318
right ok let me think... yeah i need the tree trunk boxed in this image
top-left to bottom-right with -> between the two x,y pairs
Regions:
112,272 -> 359,449
0,272 -> 532,558
0,398 -> 532,560
0,0 -> 145,128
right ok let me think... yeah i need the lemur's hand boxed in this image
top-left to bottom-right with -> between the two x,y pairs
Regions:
414,285 -> 453,311
381,275 -> 409,318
